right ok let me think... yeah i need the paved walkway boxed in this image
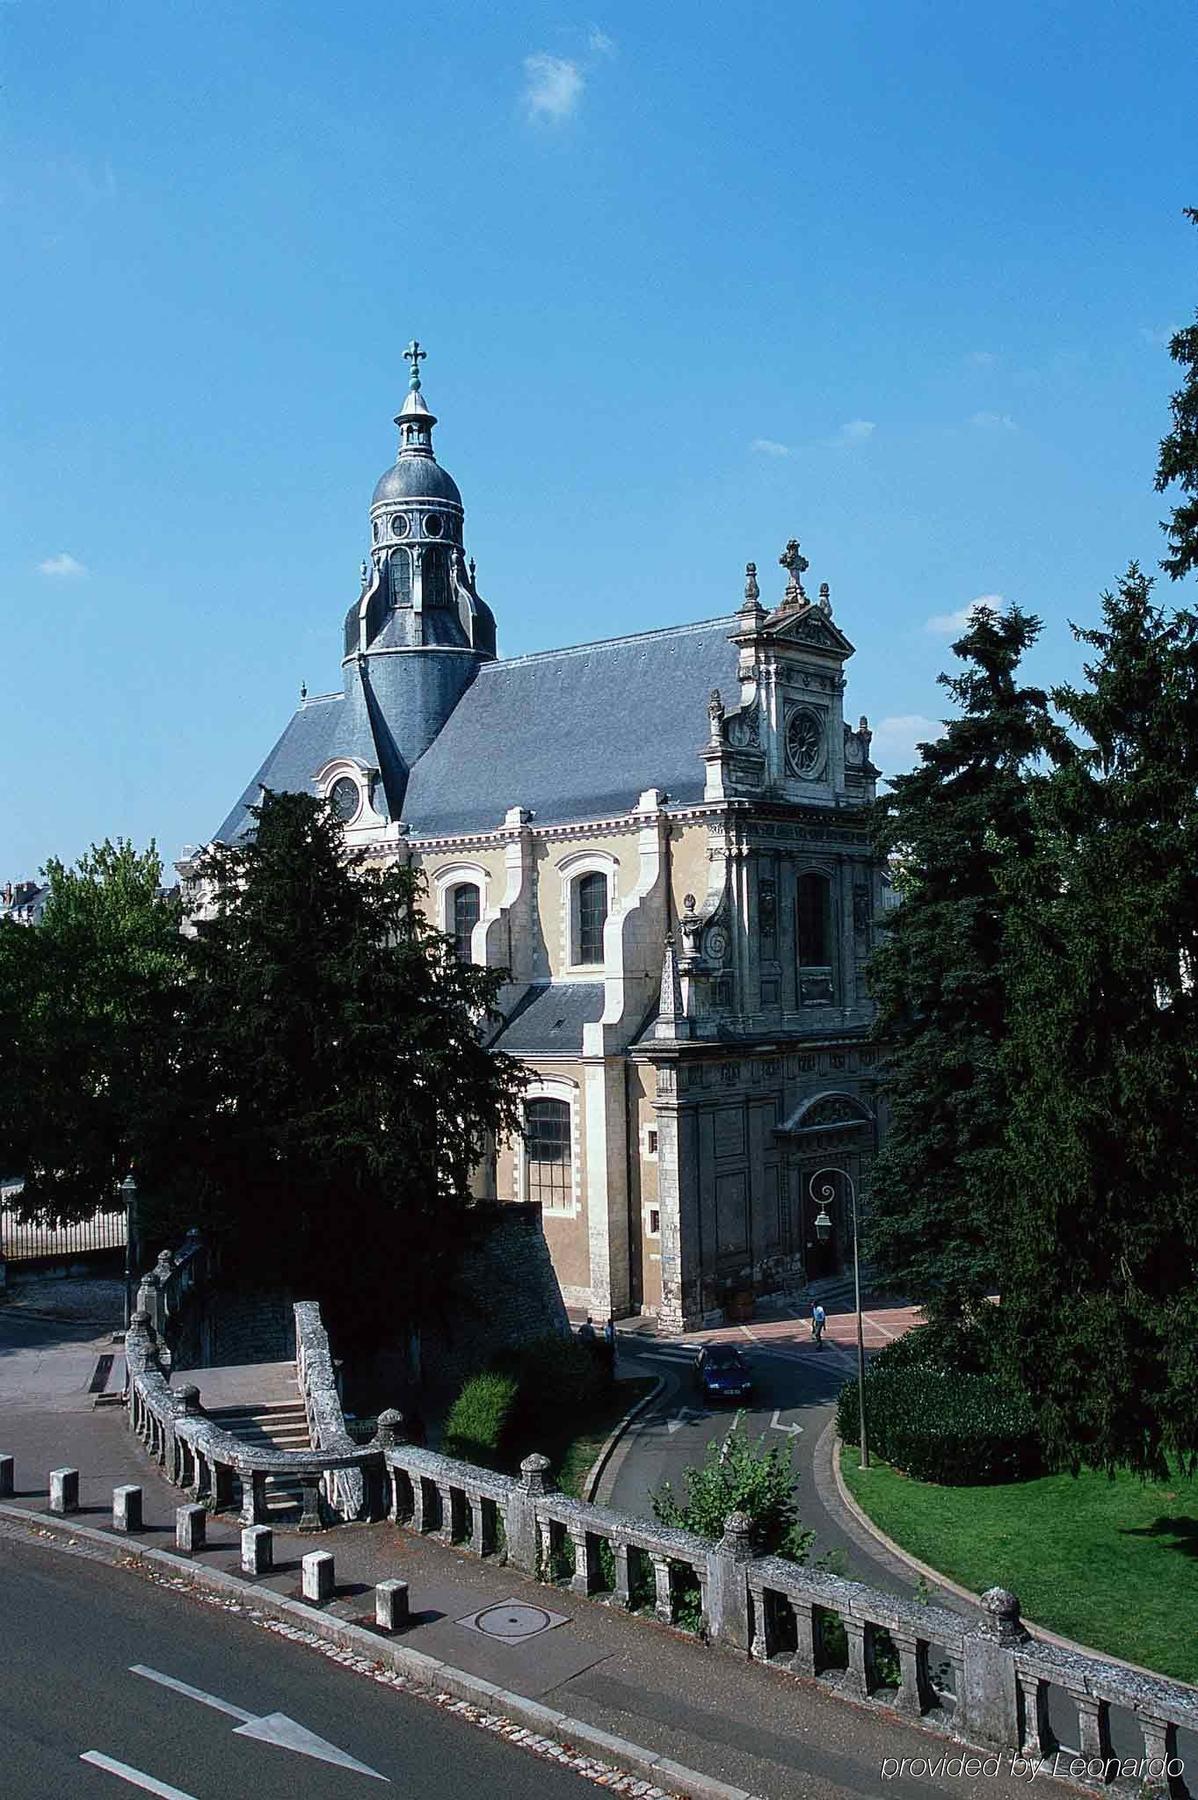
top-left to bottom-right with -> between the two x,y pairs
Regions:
0,1294 -> 1075,1800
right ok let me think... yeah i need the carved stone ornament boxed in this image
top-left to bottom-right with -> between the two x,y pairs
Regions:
785,707 -> 825,778
727,705 -> 761,750
703,925 -> 729,965
707,688 -> 725,745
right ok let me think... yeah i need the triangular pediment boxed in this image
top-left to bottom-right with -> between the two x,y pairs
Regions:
762,604 -> 855,657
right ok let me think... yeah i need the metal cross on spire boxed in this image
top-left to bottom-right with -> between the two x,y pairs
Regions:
403,339 -> 427,391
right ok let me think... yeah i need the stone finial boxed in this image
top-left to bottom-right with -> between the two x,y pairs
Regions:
708,688 -> 725,745
375,1408 -> 406,1449
129,1309 -> 151,1330
654,933 -> 690,1041
978,1586 -> 1027,1645
300,680 -> 308,701
155,1250 -> 174,1275
520,1452 -> 553,1495
818,580 -> 832,614
469,556 -> 476,584
742,561 -> 761,610
176,1384 -> 202,1416
360,558 -> 369,587
403,338 -> 427,391
718,1511 -> 756,1562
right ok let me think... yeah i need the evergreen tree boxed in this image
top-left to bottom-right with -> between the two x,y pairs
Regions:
177,790 -> 526,1345
999,569 -> 1198,1477
1155,209 -> 1198,582
0,841 -> 185,1219
864,606 -> 1066,1336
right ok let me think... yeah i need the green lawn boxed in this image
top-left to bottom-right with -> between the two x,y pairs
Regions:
839,1446 -> 1198,1684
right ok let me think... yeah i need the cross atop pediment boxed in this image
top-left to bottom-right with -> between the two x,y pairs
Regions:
779,537 -> 809,604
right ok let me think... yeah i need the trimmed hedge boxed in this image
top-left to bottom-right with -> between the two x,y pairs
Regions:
837,1363 -> 1042,1485
442,1370 -> 519,1468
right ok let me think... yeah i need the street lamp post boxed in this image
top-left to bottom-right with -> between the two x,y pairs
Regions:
811,1167 -> 869,1470
121,1171 -> 138,1332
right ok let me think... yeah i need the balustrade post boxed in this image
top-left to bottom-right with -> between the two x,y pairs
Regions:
791,1598 -> 817,1677
1075,1695 -> 1111,1766
707,1511 -> 753,1650
241,1468 -> 267,1526
298,1473 -> 323,1533
651,1554 -> 673,1625
470,1496 -> 487,1557
435,1483 -> 456,1544
892,1629 -> 932,1717
536,1517 -> 554,1580
1136,1716 -> 1177,1800
412,1476 -> 431,1535
568,1527 -> 596,1596
961,1587 -> 1027,1752
612,1540 -> 631,1608
843,1617 -> 869,1698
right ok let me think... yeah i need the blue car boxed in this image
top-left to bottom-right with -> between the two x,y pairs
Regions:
696,1342 -> 753,1403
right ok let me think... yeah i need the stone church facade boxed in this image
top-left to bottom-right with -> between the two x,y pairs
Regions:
195,347 -> 888,1332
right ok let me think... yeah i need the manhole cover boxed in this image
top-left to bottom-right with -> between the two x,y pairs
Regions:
456,1597 -> 569,1641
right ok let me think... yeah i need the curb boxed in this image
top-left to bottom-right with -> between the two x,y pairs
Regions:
584,1374 -> 666,1503
0,1503 -> 761,1800
829,1437 -> 1198,1692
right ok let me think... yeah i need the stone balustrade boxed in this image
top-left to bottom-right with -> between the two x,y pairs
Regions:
122,1246 -> 1197,1789
380,1430 -> 1198,1791
125,1309 -> 383,1533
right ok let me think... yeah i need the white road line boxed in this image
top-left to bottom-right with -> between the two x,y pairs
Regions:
130,1664 -> 252,1722
80,1752 -> 199,1799
718,1409 -> 745,1461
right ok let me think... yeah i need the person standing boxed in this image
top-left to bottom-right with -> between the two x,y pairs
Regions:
603,1315 -> 617,1377
811,1302 -> 827,1348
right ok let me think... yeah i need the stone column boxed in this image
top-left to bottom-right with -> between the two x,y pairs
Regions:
892,1629 -> 931,1716
568,1526 -> 596,1596
705,1512 -> 753,1650
651,1554 -> 673,1625
298,1474 -> 323,1533
961,1587 -> 1028,1753
1075,1694 -> 1110,1764
1137,1716 -> 1178,1800
612,1540 -> 631,1607
240,1468 -> 267,1526
791,1599 -> 817,1677
504,1453 -> 551,1575
374,1411 -> 405,1521
843,1617 -> 869,1698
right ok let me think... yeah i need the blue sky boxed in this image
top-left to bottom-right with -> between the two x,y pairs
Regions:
3,0 -> 1195,877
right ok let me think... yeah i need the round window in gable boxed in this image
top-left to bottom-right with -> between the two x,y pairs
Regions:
423,512 -> 443,538
329,776 -> 360,823
785,708 -> 824,778
390,513 -> 409,538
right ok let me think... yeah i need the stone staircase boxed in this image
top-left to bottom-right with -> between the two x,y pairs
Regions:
205,1397 -> 311,1518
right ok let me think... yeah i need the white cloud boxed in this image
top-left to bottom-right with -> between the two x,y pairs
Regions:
924,594 -> 1004,634
969,410 -> 1017,431
37,552 -> 88,578
871,715 -> 941,773
588,27 -> 616,55
831,418 -> 876,446
751,437 -> 792,458
523,53 -> 584,123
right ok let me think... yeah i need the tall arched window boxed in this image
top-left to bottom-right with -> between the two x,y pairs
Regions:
796,872 -> 833,1006
574,870 -> 608,966
796,873 -> 830,965
524,1098 -> 572,1209
450,882 -> 480,963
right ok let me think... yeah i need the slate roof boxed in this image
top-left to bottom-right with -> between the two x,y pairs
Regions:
214,613 -> 743,844
402,615 -> 741,837
488,983 -> 606,1056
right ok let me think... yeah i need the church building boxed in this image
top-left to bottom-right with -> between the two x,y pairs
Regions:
197,346 -> 887,1332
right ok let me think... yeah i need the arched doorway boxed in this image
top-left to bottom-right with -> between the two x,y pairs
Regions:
775,1093 -> 877,1283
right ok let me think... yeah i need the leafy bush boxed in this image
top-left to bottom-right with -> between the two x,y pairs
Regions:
837,1363 -> 1042,1485
652,1424 -> 815,1562
442,1370 -> 519,1468
498,1333 -> 611,1419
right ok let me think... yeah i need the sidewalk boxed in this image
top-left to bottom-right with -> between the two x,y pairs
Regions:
0,1309 -> 1075,1800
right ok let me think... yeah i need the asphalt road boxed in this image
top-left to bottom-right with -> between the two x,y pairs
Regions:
0,1533 -> 599,1800
604,1328 -> 909,1592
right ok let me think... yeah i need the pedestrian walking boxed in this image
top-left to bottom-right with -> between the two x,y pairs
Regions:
577,1315 -> 596,1343
603,1316 -> 617,1377
811,1302 -> 827,1348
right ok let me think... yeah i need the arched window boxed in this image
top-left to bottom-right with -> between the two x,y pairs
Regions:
796,873 -> 830,965
450,882 -> 480,963
524,1098 -> 572,1209
574,870 -> 608,966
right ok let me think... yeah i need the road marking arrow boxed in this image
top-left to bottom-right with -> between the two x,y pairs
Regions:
130,1665 -> 389,1782
665,1407 -> 707,1434
769,1409 -> 805,1436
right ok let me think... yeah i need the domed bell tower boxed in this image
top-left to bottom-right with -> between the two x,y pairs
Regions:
341,342 -> 497,785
